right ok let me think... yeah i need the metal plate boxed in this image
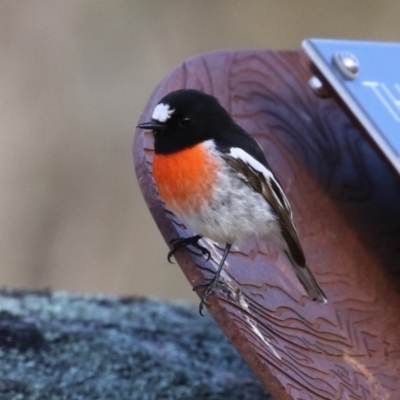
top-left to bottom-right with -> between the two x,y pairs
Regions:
303,38 -> 400,174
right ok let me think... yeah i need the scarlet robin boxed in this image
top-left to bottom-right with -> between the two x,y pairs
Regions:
137,89 -> 327,314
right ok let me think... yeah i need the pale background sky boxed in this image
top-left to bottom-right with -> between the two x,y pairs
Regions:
0,1 -> 399,303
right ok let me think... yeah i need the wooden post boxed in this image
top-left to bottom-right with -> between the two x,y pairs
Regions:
134,50 -> 400,400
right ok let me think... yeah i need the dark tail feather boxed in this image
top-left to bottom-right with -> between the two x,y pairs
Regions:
285,252 -> 327,304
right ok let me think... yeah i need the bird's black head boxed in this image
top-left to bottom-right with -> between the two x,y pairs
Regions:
137,89 -> 234,154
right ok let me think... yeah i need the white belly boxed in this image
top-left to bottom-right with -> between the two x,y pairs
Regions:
175,162 -> 282,245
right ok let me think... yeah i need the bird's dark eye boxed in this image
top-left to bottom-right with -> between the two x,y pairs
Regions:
178,116 -> 191,128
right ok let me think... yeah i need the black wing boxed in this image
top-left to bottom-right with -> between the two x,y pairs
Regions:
221,151 -> 306,267
214,125 -> 305,265
214,124 -> 327,303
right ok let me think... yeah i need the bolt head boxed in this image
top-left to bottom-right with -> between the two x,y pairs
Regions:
308,76 -> 331,98
333,51 -> 359,80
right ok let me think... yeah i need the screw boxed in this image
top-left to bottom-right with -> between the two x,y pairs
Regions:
332,51 -> 359,80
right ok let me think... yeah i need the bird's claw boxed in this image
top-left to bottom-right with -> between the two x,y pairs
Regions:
167,235 -> 211,264
193,280 -> 215,316
168,238 -> 232,316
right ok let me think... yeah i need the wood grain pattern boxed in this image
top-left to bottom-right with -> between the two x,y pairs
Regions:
133,50 -> 400,400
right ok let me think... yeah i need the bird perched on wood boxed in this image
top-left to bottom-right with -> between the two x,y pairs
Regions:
137,89 -> 327,314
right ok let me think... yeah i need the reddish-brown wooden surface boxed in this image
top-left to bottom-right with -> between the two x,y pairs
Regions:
133,50 -> 400,400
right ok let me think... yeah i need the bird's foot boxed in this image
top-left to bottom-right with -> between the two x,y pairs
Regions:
193,277 -> 230,316
167,235 -> 211,263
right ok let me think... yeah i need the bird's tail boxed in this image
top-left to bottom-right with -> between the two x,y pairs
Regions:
286,252 -> 327,304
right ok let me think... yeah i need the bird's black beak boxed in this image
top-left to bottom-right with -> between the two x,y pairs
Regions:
137,120 -> 166,131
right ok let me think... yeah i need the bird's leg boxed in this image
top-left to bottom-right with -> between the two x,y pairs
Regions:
167,235 -> 211,263
194,243 -> 232,316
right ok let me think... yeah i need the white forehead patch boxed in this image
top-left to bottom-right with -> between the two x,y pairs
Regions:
152,103 -> 175,123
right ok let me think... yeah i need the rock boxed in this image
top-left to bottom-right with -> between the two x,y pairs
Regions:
0,289 -> 271,400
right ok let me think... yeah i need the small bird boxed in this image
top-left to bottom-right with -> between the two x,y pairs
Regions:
137,89 -> 327,314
